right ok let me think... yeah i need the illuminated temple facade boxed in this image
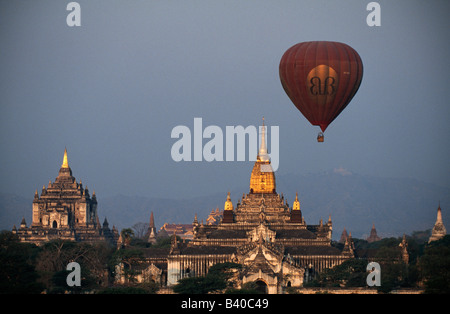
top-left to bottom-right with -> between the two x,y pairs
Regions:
117,122 -> 355,293
12,149 -> 119,246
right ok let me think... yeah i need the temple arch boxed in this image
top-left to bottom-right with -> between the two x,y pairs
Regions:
255,280 -> 268,294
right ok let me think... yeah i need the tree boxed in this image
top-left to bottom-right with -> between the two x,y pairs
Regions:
173,276 -> 215,294
225,281 -> 264,294
173,262 -> 242,294
120,228 -> 134,247
151,236 -> 176,248
307,258 -> 367,288
418,235 -> 450,294
35,240 -> 113,293
96,286 -> 149,294
110,247 -> 146,284
373,246 -> 408,293
132,222 -> 149,239
0,231 -> 44,294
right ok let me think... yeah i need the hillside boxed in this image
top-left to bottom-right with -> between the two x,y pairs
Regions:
276,170 -> 449,239
2,170 -> 448,240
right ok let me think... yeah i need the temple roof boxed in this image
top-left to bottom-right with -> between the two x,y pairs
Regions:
165,242 -> 237,255
141,247 -> 171,258
275,229 -> 317,239
207,229 -> 247,239
242,247 -> 276,276
181,245 -> 237,255
285,245 -> 342,256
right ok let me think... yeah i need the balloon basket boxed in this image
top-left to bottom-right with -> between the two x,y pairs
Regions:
317,132 -> 324,142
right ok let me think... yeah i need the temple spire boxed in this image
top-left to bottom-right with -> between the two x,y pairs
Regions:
367,223 -> 381,243
249,117 -> 276,194
429,203 -> 447,243
293,192 -> 300,210
149,211 -> 155,229
57,147 -> 74,178
259,117 -> 269,162
222,192 -> 235,223
290,191 -> 302,223
437,203 -> 443,222
61,147 -> 69,169
224,192 -> 234,211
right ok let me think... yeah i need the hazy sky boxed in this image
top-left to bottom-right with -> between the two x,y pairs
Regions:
1,0 -> 449,203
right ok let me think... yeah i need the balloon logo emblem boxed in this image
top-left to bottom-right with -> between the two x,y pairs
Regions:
307,65 -> 338,104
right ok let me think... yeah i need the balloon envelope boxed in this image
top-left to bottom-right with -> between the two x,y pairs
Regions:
279,41 -> 363,132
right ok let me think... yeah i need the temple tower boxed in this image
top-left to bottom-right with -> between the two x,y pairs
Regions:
147,211 -> 157,244
429,204 -> 447,243
222,192 -> 234,223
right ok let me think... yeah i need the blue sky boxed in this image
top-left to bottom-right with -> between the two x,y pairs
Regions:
1,0 -> 449,202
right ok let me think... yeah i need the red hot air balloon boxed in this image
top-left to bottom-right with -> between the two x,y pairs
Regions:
279,41 -> 363,142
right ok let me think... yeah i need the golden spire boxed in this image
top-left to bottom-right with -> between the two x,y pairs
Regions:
249,117 -> 276,194
61,147 -> 69,168
293,192 -> 300,210
224,192 -> 234,211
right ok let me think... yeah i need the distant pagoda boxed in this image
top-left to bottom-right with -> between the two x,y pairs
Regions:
366,224 -> 382,243
429,204 -> 447,243
147,211 -> 157,244
339,227 -> 349,243
12,148 -> 119,246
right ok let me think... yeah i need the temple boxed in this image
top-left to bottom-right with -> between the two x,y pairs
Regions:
116,119 -> 355,293
12,148 -> 119,246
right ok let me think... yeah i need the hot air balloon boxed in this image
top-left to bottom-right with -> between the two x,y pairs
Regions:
279,41 -> 363,142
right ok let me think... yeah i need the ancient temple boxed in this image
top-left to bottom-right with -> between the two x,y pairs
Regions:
429,204 -> 447,243
366,224 -> 382,243
12,148 -> 119,246
118,120 -> 355,293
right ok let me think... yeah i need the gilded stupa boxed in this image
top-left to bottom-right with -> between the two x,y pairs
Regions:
224,192 -> 234,211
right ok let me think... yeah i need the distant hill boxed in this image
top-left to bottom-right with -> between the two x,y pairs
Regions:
97,193 -> 227,233
276,170 -> 449,239
1,170 -> 448,240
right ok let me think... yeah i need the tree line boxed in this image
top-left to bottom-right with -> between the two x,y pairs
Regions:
302,233 -> 450,293
0,230 -> 449,294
